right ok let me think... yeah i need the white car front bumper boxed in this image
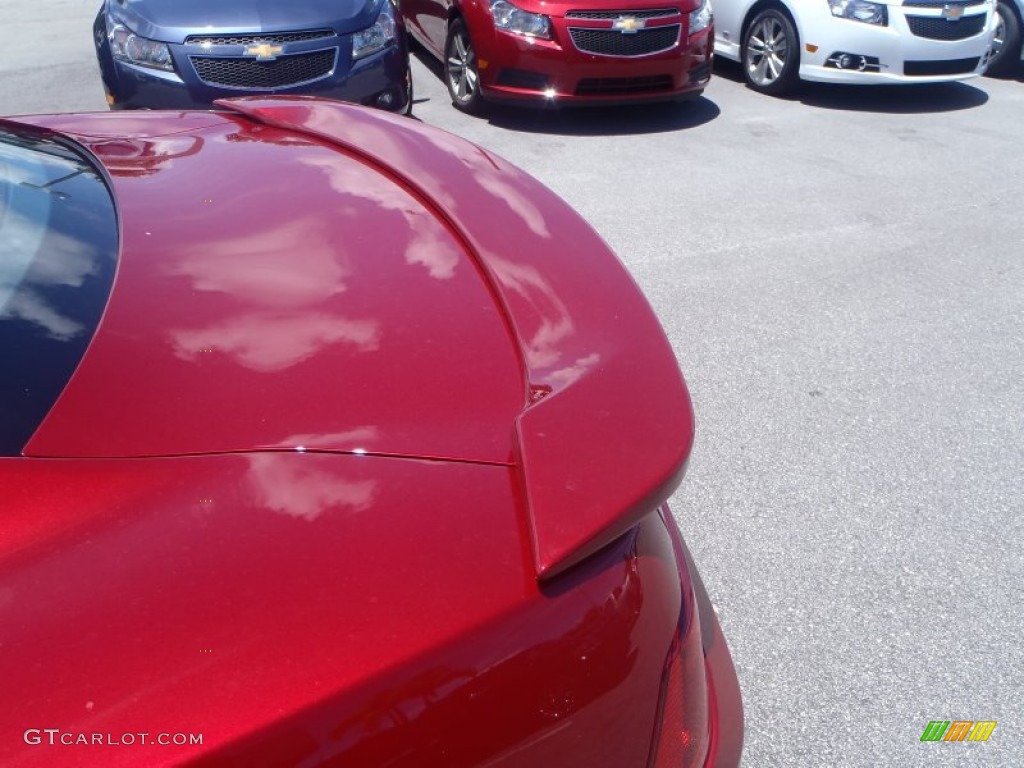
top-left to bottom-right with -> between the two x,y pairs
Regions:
797,0 -> 997,83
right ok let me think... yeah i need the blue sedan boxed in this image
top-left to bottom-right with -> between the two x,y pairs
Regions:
93,0 -> 412,113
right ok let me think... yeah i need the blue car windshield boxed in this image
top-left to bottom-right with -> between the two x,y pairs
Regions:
0,128 -> 118,456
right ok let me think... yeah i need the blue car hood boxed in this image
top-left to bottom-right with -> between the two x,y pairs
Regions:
108,0 -> 380,42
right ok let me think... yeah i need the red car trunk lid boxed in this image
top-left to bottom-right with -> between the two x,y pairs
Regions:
21,112 -> 525,463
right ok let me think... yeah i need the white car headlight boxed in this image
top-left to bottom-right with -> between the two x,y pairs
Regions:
353,0 -> 398,60
108,21 -> 174,71
689,0 -> 714,35
490,0 -> 552,40
828,0 -> 888,25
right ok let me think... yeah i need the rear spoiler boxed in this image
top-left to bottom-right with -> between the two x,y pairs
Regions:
216,98 -> 695,579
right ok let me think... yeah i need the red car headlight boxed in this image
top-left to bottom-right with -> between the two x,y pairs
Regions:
689,0 -> 714,35
489,0 -> 552,40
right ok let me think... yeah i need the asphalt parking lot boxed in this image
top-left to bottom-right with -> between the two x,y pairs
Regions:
2,1 -> 1022,765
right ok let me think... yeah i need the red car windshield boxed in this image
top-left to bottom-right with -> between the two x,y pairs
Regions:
0,128 -> 117,455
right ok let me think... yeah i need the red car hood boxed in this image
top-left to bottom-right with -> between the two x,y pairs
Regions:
16,110 -> 525,465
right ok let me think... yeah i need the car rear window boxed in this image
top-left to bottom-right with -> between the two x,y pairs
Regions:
0,127 -> 117,456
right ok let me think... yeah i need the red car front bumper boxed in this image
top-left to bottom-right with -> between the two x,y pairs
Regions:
466,16 -> 713,104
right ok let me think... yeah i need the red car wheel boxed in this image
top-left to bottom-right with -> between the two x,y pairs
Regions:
445,19 -> 484,113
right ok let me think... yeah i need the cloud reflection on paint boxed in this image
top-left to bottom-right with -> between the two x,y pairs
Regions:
166,216 -> 350,308
297,153 -> 461,281
389,122 -> 551,240
404,227 -> 458,280
246,454 -> 377,522
484,256 -> 574,371
475,173 -> 551,240
547,353 -> 601,390
233,103 -> 571,375
170,312 -> 379,373
297,109 -> 568,370
279,426 -> 380,452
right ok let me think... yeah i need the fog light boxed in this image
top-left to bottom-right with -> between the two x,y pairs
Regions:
377,91 -> 395,107
825,51 -> 880,72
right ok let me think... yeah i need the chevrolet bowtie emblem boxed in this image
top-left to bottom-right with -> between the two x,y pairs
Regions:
612,16 -> 645,33
941,4 -> 964,19
244,42 -> 284,60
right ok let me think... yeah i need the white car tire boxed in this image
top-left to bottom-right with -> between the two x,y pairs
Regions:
988,0 -> 1022,75
743,7 -> 801,96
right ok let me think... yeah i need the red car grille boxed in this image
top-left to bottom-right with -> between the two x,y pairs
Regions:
565,8 -> 678,19
190,50 -> 337,89
575,74 -> 675,95
496,68 -> 552,90
568,25 -> 681,57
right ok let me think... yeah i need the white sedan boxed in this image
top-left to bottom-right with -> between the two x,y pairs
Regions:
713,0 -> 999,94
989,0 -> 1023,73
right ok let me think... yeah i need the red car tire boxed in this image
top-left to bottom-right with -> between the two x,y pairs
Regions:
446,19 -> 485,113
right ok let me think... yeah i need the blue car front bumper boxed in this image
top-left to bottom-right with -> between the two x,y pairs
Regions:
93,13 -> 411,113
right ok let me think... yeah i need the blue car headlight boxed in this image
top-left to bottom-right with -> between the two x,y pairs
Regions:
490,0 -> 552,40
353,0 -> 398,60
689,0 -> 713,34
827,0 -> 888,25
107,19 -> 174,71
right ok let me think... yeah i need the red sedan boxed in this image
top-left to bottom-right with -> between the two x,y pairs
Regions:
0,98 -> 741,767
401,0 -> 713,111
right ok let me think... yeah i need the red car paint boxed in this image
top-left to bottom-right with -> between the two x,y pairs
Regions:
0,99 -> 741,766
404,0 -> 712,104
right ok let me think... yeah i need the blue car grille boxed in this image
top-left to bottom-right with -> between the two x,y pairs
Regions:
190,49 -> 337,89
184,30 -> 335,46
906,14 -> 986,40
568,25 -> 680,56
